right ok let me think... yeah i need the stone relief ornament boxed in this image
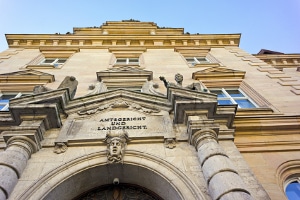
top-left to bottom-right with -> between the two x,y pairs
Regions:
164,138 -> 176,149
159,73 -> 208,92
86,81 -> 108,95
104,130 -> 130,164
111,101 -> 130,108
53,142 -> 68,154
141,80 -> 165,96
77,104 -> 110,115
131,103 -> 160,114
77,101 -> 160,115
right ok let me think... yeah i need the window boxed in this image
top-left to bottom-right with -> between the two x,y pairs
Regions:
0,92 -> 30,111
25,47 -> 79,69
210,88 -> 257,108
186,57 -> 210,66
285,178 -> 300,200
39,58 -> 67,67
115,58 -> 139,65
96,67 -> 153,91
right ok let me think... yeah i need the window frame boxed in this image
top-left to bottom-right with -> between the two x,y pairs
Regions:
210,88 -> 258,108
39,58 -> 67,67
185,57 -> 210,66
0,92 -> 29,111
115,57 -> 140,65
284,177 -> 300,200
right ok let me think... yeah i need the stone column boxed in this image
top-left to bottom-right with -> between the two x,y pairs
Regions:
191,128 -> 253,200
0,136 -> 37,200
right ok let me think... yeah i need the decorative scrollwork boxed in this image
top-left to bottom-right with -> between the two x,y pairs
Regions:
164,138 -> 176,149
86,81 -> 108,95
77,104 -> 110,115
78,101 -> 160,115
53,142 -> 68,154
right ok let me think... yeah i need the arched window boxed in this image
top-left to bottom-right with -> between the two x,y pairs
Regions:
276,160 -> 300,200
285,178 -> 300,200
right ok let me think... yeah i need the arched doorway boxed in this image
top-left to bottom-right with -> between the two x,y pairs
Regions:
16,150 -> 206,200
74,183 -> 163,200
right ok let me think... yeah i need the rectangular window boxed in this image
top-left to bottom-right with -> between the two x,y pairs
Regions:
186,57 -> 210,66
0,93 -> 24,111
115,58 -> 139,65
39,58 -> 67,67
210,88 -> 257,108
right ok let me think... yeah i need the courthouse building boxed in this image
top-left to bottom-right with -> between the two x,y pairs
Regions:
0,20 -> 299,200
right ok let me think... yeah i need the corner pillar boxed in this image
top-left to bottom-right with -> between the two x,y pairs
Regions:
191,128 -> 253,200
0,136 -> 38,200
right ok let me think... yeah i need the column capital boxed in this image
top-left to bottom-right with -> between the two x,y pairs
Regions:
6,135 -> 39,157
191,128 -> 218,150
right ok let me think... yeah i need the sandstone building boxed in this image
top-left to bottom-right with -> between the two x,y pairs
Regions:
0,20 -> 299,200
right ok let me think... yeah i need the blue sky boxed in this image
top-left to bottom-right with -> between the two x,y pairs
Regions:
0,0 -> 299,54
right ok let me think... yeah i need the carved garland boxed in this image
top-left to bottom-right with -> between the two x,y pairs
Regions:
77,101 -> 160,115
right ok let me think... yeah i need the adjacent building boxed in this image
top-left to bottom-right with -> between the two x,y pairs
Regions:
0,20 -> 299,200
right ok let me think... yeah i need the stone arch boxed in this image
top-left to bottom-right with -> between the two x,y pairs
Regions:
16,150 -> 206,200
276,159 -> 300,192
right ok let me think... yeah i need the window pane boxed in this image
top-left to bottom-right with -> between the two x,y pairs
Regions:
116,58 -> 127,64
43,59 -> 55,63
196,57 -> 206,61
129,58 -> 139,63
218,100 -> 233,105
235,99 -> 255,108
286,182 -> 300,200
210,90 -> 226,98
186,58 -> 195,63
0,100 -> 9,104
0,105 -> 6,110
195,57 -> 208,63
227,90 -> 244,97
0,95 -> 16,100
57,59 -> 67,63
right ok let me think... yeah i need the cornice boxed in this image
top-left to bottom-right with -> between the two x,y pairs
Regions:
0,69 -> 55,92
234,115 -> 300,152
254,54 -> 300,59
192,67 -> 246,88
73,21 -> 184,35
234,115 -> 300,134
254,54 -> 300,69
5,33 -> 241,49
1,87 -> 236,128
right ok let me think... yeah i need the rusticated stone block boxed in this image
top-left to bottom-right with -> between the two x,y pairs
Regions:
220,191 -> 253,200
0,148 -> 28,177
209,171 -> 250,200
202,155 -> 237,182
197,141 -> 227,166
0,189 -> 6,200
0,165 -> 18,198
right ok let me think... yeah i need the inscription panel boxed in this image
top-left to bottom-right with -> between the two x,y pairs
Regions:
66,110 -> 173,141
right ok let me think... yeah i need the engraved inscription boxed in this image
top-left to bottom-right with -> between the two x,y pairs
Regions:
67,110 -> 172,141
98,117 -> 147,130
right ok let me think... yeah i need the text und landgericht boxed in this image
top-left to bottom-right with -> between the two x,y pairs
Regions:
97,117 -> 147,130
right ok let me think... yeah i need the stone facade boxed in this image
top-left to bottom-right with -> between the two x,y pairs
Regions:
0,21 -> 299,200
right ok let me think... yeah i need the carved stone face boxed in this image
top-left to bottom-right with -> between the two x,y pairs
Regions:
175,73 -> 183,85
104,130 -> 129,164
109,138 -> 122,156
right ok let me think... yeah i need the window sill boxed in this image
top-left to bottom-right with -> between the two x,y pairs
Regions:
26,64 -> 63,69
236,107 -> 274,116
189,63 -> 220,68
